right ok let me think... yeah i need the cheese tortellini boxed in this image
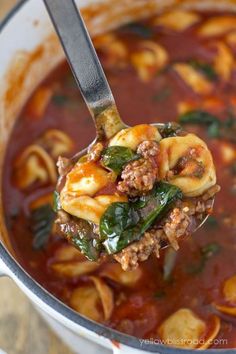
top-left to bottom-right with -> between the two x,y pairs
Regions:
159,134 -> 216,197
60,161 -> 127,224
109,124 -> 161,149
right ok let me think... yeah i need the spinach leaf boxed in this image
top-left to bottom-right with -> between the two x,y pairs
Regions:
120,22 -> 153,38
189,60 -> 218,81
179,110 -> 236,142
70,233 -> 101,261
100,182 -> 182,254
53,191 -> 61,212
69,219 -> 102,261
30,204 -> 55,250
101,146 -> 140,174
158,122 -> 182,138
179,110 -> 220,126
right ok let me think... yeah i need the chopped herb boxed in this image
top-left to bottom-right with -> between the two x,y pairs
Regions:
153,87 -> 172,102
154,290 -> 166,299
101,146 -> 140,174
30,204 -> 55,250
186,242 -> 221,275
179,110 -> 236,143
52,94 -> 68,106
120,22 -> 153,38
189,60 -> 218,81
100,182 -> 182,254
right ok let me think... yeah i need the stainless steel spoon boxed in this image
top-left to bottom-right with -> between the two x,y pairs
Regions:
43,0 -> 126,142
43,0 -> 214,242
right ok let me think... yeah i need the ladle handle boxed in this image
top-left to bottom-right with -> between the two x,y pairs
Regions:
43,0 -> 125,139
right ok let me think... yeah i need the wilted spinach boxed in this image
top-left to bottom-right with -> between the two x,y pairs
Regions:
188,60 -> 218,81
158,122 -> 183,138
179,110 -> 236,142
70,233 -> 101,261
100,182 -> 182,254
120,22 -> 153,38
68,219 -> 102,261
53,191 -> 61,212
101,146 -> 140,174
30,204 -> 55,250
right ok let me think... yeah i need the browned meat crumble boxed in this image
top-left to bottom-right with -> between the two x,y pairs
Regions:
118,140 -> 159,197
118,158 -> 158,197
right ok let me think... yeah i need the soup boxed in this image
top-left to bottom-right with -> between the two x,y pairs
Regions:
3,10 -> 236,349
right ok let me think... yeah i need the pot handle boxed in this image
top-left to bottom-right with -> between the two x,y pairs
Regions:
0,258 -> 8,277
0,243 -> 10,277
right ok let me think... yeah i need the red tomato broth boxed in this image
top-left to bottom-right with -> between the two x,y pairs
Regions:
2,11 -> 236,349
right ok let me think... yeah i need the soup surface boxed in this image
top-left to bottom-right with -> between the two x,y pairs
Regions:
3,10 -> 236,349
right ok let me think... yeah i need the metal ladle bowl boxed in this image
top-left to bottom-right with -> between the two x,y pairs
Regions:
44,0 -> 214,249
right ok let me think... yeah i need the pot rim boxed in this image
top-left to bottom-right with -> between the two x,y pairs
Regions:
0,1 -> 232,353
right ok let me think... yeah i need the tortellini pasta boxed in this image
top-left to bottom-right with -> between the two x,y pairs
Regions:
39,129 -> 74,158
212,41 -> 234,81
131,41 -> 168,81
214,275 -> 236,316
27,86 -> 53,119
60,160 -> 127,224
173,63 -> 212,95
158,308 -> 220,350
109,124 -> 161,149
94,33 -> 128,67
158,308 -> 206,349
70,277 -> 114,322
62,161 -> 113,197
154,10 -> 201,31
100,263 -> 142,286
159,134 -> 216,197
51,260 -> 99,278
61,193 -> 127,224
14,145 -> 57,189
198,16 -> 236,37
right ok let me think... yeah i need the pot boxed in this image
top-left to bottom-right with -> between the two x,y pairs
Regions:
0,1 -> 235,353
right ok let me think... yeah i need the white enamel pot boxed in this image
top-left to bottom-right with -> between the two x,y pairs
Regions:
0,1 -> 234,353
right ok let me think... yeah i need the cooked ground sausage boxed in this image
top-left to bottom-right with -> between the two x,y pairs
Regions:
118,158 -> 158,196
137,140 -> 160,159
